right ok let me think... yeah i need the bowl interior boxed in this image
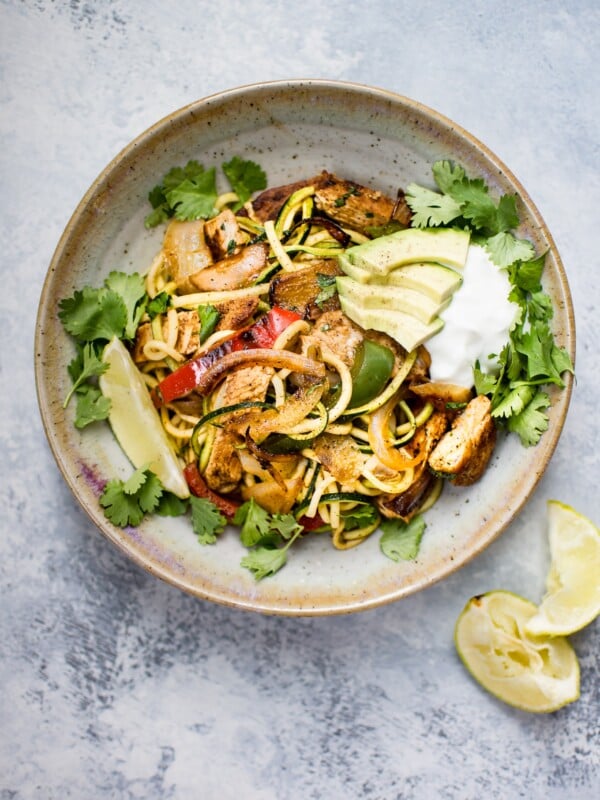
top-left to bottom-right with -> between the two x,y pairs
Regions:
35,80 -> 574,615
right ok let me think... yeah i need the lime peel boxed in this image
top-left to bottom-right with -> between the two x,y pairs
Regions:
525,500 -> 600,637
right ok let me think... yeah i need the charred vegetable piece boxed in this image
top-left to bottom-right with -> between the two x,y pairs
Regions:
152,306 -> 303,406
186,243 -> 268,292
314,173 -> 411,233
350,340 -> 395,407
183,462 -> 240,520
268,260 -> 342,320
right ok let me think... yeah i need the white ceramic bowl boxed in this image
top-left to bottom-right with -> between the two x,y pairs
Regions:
35,80 -> 575,615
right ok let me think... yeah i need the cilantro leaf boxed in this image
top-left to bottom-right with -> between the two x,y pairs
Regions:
145,160 -> 217,227
405,183 -> 463,227
233,498 -> 271,547
473,364 -> 499,396
197,304 -> 220,344
146,291 -> 170,319
270,513 -> 303,540
485,232 -> 535,268
380,515 -> 426,561
190,495 -> 226,545
105,271 -> 147,339
235,501 -> 304,580
509,253 -> 545,292
240,545 -> 289,581
156,492 -> 189,517
342,503 -> 379,531
64,342 -> 108,408
432,160 -> 466,193
491,383 -> 536,420
166,168 -> 218,221
506,391 -> 551,447
59,272 -> 147,344
99,467 -> 163,527
59,287 -> 127,343
222,156 -> 267,209
73,385 -> 111,429
315,273 -> 338,309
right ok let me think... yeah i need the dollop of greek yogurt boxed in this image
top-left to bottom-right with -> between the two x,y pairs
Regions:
426,244 -> 519,387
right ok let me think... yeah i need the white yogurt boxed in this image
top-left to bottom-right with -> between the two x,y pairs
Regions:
426,244 -> 519,387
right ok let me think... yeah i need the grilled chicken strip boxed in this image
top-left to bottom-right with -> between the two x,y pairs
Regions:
309,309 -> 364,367
428,395 -> 497,486
203,365 -> 274,493
204,208 -> 246,259
132,298 -> 261,365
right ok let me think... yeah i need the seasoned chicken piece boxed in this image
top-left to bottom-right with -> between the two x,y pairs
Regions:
312,433 -> 366,484
309,310 -> 364,367
204,208 -> 246,259
186,243 -> 268,292
314,173 -> 411,234
132,310 -> 200,364
203,366 -> 274,493
163,219 -> 214,293
428,395 -> 497,486
214,296 -> 259,332
248,171 -> 411,233
269,259 -> 342,320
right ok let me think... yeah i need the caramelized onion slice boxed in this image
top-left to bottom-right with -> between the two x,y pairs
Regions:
368,394 -> 426,472
193,349 -> 325,396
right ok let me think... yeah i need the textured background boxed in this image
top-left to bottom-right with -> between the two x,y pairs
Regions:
1,1 -> 599,798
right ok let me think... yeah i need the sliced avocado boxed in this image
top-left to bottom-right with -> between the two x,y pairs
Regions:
386,263 -> 463,301
336,276 -> 449,325
341,227 -> 470,276
339,294 -> 444,352
339,256 -> 463,303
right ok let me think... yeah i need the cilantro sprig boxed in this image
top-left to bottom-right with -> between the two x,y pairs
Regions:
59,271 -> 147,344
145,157 -> 267,228
100,467 -> 164,527
234,499 -> 304,580
380,515 -> 426,562
59,270 -> 148,427
407,160 -> 573,447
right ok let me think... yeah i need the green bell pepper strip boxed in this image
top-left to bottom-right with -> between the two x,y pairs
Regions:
349,340 -> 395,408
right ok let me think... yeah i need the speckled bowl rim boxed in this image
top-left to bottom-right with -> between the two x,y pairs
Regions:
34,79 -> 575,615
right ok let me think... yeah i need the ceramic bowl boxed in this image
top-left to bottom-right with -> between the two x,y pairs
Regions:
35,80 -> 575,615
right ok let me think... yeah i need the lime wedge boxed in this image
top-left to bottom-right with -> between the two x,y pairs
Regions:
455,590 -> 579,712
525,501 -> 600,637
99,337 -> 189,499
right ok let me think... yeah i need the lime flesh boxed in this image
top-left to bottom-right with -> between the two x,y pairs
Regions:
455,590 -> 580,713
99,337 -> 189,499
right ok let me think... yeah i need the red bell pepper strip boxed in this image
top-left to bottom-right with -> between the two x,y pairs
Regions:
183,462 -> 240,520
297,513 -> 326,532
152,306 -> 302,407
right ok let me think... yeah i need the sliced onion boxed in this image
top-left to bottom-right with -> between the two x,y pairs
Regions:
368,393 -> 426,472
193,348 -> 325,396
